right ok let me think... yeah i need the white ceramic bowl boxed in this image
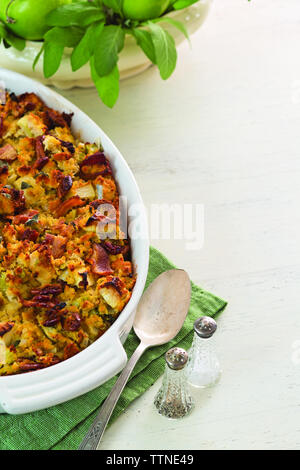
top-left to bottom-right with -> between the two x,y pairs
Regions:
0,0 -> 212,89
0,68 -> 149,415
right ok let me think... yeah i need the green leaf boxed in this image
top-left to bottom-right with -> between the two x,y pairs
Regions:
132,28 -> 156,64
33,44 -> 45,70
86,21 -> 106,55
46,2 -> 105,27
25,213 -> 39,226
102,0 -> 123,16
44,26 -> 84,47
2,39 -> 10,49
3,33 -> 25,51
148,22 -> 177,80
43,41 -> 64,78
90,56 -> 120,108
172,0 -> 199,9
0,23 -> 6,38
0,23 -> 25,51
71,22 -> 104,71
93,25 -> 125,77
154,17 -> 190,44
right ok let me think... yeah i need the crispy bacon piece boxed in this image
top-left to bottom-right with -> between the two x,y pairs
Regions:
102,240 -> 129,256
79,152 -> 112,181
21,228 -> 39,242
55,196 -> 85,217
63,312 -> 81,332
88,244 -> 113,276
45,234 -> 67,259
0,144 -> 17,161
0,321 -> 14,337
12,210 -> 39,225
52,235 -> 67,259
58,175 -> 73,199
34,137 -> 49,170
101,277 -> 124,295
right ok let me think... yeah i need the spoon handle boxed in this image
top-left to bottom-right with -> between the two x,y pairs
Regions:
78,341 -> 148,450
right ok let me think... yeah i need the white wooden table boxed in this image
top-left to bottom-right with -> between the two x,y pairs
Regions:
60,0 -> 300,450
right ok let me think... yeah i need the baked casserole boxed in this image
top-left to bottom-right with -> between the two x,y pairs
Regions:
0,91 -> 135,375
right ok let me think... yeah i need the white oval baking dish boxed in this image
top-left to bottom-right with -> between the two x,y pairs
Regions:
0,68 -> 149,415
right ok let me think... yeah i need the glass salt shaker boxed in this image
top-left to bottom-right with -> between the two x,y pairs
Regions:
186,316 -> 221,388
154,347 -> 194,419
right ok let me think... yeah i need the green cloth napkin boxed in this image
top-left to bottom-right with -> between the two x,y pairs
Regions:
0,247 -> 227,450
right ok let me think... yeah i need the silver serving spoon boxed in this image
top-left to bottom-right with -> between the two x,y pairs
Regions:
78,269 -> 191,450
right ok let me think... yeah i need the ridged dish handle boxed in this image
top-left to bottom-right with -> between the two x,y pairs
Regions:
0,333 -> 128,415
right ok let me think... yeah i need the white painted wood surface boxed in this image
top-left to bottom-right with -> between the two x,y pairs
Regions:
60,0 -> 300,450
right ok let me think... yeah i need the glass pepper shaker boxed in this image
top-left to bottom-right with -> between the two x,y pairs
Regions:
186,316 -> 221,388
154,347 -> 194,419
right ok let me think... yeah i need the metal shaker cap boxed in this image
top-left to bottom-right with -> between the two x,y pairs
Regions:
165,347 -> 188,370
194,316 -> 217,338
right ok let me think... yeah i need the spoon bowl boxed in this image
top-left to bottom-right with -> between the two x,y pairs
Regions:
134,269 -> 191,346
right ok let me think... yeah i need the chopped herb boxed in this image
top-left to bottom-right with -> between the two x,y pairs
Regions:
21,182 -> 33,189
25,214 -> 39,226
34,171 -> 47,179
